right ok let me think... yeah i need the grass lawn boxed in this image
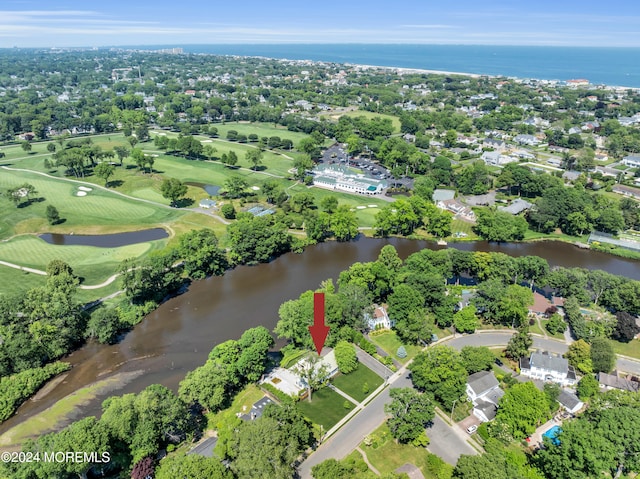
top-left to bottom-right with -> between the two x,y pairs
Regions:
0,265 -> 46,296
206,384 -> 266,430
612,339 -> 640,360
287,183 -> 387,228
203,122 -> 312,145
0,168 -> 182,239
450,218 -> 478,240
360,423 -> 452,479
452,398 -> 473,422
331,110 -> 402,134
332,363 -> 384,403
369,331 -> 422,364
0,235 -> 166,285
296,387 -> 354,430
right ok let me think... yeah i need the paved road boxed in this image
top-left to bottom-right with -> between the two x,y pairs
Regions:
355,345 -> 394,379
298,368 -> 476,478
298,331 -> 640,477
444,331 -> 640,375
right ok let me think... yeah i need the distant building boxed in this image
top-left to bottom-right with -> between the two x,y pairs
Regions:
481,151 -> 517,166
612,184 -> 640,200
483,138 -> 506,151
466,371 -> 504,422
520,351 -> 577,386
199,199 -> 216,209
312,164 -> 387,196
622,155 -> 640,169
514,134 -> 540,146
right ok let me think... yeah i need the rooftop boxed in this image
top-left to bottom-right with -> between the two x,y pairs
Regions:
467,370 -> 499,396
529,351 -> 569,375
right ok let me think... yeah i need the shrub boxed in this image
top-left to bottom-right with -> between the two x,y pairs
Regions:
343,400 -> 352,410
221,203 -> 236,219
397,345 -> 408,359
362,382 -> 370,395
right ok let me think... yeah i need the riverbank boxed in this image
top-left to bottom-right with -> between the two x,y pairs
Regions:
2,237 -> 640,448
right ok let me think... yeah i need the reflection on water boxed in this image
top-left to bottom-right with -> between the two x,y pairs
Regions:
39,228 -> 168,247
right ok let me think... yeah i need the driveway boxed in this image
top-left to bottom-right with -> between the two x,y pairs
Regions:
427,414 -> 477,465
355,345 -> 394,380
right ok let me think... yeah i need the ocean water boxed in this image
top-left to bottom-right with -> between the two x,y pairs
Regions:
171,44 -> 640,88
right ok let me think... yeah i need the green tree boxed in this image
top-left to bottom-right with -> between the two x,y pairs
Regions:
160,178 -> 188,206
113,145 -> 129,165
460,346 -> 495,374
330,205 -> 359,242
505,326 -> 532,361
178,360 -> 232,412
227,215 -> 291,265
155,453 -> 232,479
565,339 -> 593,374
45,205 -> 61,225
612,311 -> 640,343
21,141 -> 32,152
545,313 -> 566,335
385,388 -> 435,443
474,209 -> 528,242
224,175 -> 248,198
94,161 -> 115,186
320,195 -> 339,213
178,228 -> 228,279
453,306 -> 479,334
246,148 -> 264,170
334,340 -> 358,374
409,345 -> 467,409
294,354 -> 329,402
494,381 -> 550,439
576,374 -> 599,400
590,337 -> 615,373
85,308 -> 121,344
221,203 -> 236,219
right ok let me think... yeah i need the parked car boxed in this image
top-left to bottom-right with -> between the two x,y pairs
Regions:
466,425 -> 478,434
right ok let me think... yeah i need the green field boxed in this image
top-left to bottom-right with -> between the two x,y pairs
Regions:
296,387 -> 355,430
0,168 -> 182,238
612,339 -> 640,361
369,331 -> 422,364
0,265 -> 47,296
204,122 -> 312,145
332,363 -> 383,403
0,235 -> 166,285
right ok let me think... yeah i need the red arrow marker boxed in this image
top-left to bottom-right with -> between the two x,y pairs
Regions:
309,292 -> 330,355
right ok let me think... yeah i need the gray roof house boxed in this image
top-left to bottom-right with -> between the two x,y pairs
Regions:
520,351 -> 577,386
498,198 -> 532,215
598,372 -> 640,393
557,390 -> 584,414
466,371 -> 505,422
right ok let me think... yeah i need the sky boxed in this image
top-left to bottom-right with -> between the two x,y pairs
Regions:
1,0 -> 639,48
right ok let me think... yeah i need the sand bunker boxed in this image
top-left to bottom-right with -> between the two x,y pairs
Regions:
251,186 -> 260,191
78,186 -> 92,192
76,191 -> 87,196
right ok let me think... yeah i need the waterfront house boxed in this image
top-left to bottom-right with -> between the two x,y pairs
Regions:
498,198 -> 532,215
466,371 -> 504,422
519,351 -> 577,386
365,304 -> 394,331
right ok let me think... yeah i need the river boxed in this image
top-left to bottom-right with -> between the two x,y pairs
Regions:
2,238 -> 639,438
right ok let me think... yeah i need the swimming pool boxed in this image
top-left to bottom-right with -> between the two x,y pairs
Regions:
543,425 -> 562,445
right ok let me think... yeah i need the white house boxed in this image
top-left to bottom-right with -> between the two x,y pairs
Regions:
365,304 -> 394,330
466,371 -> 505,422
519,351 -> 577,386
622,155 -> 640,169
514,134 -> 541,146
481,151 -> 517,166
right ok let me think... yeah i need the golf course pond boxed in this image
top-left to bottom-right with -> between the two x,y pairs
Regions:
39,228 -> 169,248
